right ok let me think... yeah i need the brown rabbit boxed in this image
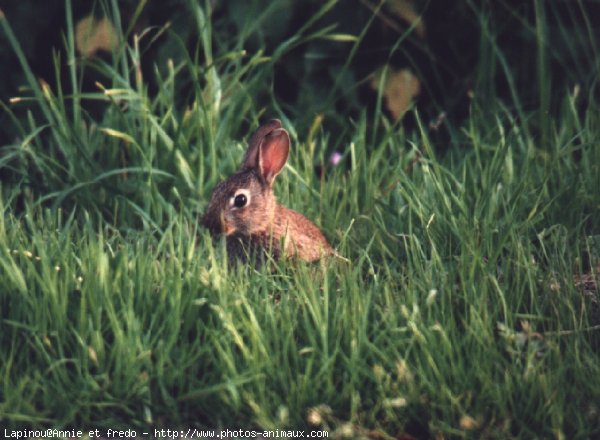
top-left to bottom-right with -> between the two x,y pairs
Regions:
202,119 -> 333,263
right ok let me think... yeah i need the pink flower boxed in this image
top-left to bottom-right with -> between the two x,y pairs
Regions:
329,151 -> 343,166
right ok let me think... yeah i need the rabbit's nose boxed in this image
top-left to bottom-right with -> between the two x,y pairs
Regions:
221,213 -> 236,235
202,211 -> 223,235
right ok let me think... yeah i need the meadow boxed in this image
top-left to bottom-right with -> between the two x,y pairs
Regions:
1,1 -> 599,438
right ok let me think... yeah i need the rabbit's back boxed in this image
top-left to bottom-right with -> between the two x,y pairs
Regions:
271,205 -> 332,261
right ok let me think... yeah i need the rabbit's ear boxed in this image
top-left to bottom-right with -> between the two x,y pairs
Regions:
242,119 -> 282,170
258,128 -> 290,186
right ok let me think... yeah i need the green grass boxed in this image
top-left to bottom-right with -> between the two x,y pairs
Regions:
1,1 -> 600,438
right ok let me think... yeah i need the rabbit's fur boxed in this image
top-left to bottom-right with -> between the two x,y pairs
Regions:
202,119 -> 332,263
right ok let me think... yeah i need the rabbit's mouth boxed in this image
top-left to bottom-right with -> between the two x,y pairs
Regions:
201,211 -> 228,236
202,209 -> 239,236
222,219 -> 236,235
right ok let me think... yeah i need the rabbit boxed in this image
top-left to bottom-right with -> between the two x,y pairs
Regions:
202,119 -> 333,263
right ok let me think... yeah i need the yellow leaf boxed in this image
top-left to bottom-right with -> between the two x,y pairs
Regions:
76,15 -> 120,58
386,0 -> 425,38
100,127 -> 136,145
459,415 -> 479,430
371,67 -> 421,120
88,346 -> 98,365
322,33 -> 358,42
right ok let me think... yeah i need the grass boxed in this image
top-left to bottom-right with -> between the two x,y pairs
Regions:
1,0 -> 600,438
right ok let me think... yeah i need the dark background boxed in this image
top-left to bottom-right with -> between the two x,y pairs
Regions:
1,0 -> 598,147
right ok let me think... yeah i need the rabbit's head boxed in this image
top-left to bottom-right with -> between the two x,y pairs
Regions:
202,119 -> 290,237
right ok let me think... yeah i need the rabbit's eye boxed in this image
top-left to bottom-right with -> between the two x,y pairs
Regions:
234,193 -> 247,208
229,189 -> 250,209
